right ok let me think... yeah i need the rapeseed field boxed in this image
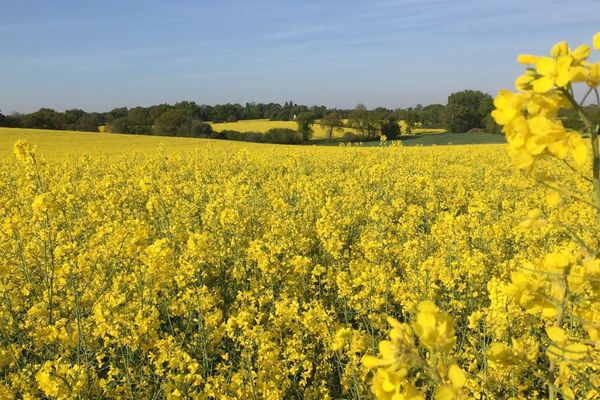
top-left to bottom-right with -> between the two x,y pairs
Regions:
0,125 -> 596,398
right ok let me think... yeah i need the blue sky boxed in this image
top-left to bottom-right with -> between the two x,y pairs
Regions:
1,0 -> 599,113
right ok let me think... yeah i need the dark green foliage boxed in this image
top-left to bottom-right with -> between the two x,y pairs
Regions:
395,104 -> 445,128
380,116 -> 401,139
443,90 -> 493,133
342,132 -> 364,142
442,104 -> 471,133
0,112 -> 11,127
208,129 -> 302,144
22,108 -> 65,130
485,114 -> 502,134
321,112 -> 344,140
349,104 -> 379,139
153,109 -> 192,136
296,112 -> 316,141
264,128 -> 302,144
191,121 -> 213,137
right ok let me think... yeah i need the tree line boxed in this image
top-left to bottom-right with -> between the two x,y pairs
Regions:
0,90 -> 507,140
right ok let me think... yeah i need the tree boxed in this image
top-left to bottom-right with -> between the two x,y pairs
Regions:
191,121 -> 213,137
420,104 -> 445,128
349,104 -> 379,139
296,112 -> 315,141
0,110 -> 8,127
441,103 -> 471,133
153,109 -> 192,136
321,112 -> 344,140
108,107 -> 128,121
23,108 -> 65,130
443,90 -> 493,132
380,116 -> 401,139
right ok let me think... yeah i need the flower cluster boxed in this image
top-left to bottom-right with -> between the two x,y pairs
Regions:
362,301 -> 468,400
491,34 -> 600,169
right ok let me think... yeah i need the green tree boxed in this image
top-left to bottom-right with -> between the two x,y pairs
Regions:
349,104 -> 378,139
321,112 -> 344,140
153,109 -> 192,136
296,112 -> 315,141
23,108 -> 65,130
441,103 -> 471,133
0,110 -> 8,127
380,116 -> 401,139
443,90 -> 493,132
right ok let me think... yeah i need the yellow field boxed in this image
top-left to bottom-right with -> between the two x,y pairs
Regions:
210,119 -> 359,139
0,127 -> 265,157
1,128 -> 597,398
412,127 -> 446,134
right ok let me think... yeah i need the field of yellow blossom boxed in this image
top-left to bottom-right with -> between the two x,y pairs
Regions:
1,124 -> 597,399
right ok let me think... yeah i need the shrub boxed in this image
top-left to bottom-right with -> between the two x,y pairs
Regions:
264,128 -> 302,144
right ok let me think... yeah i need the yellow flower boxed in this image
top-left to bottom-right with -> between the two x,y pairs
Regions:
517,54 -> 540,65
593,32 -> 600,51
532,55 -> 574,93
362,317 -> 419,373
412,301 -> 456,353
546,326 -> 589,361
491,90 -> 526,125
435,364 -> 468,400
579,61 -> 600,88
571,44 -> 591,63
545,190 -> 562,208
551,40 -> 570,57
505,270 -> 557,318
13,139 -> 37,163
371,369 -> 425,400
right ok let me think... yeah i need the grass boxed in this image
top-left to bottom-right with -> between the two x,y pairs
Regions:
316,131 -> 505,147
398,131 -> 506,146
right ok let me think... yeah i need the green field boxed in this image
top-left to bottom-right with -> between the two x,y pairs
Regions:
396,131 -> 505,146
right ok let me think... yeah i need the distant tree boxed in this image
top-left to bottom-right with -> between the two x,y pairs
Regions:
213,103 -> 243,123
380,116 -> 401,139
191,121 -> 213,137
275,109 -> 292,121
23,108 -> 65,130
420,104 -> 445,127
108,107 -> 128,121
8,112 -> 24,127
174,101 -> 201,120
441,103 -> 471,133
309,105 -> 328,119
64,109 -> 85,128
321,112 -> 344,140
127,107 -> 153,134
153,109 -> 192,136
485,114 -> 502,134
296,112 -> 315,141
349,104 -> 378,139
110,117 -> 135,134
0,110 -> 8,127
443,90 -> 493,132
264,128 -> 302,144
148,104 -> 173,122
